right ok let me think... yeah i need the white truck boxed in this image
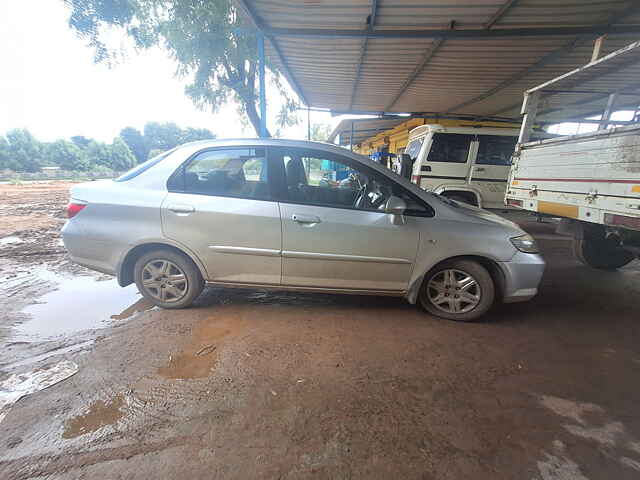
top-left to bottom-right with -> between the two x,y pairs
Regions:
405,124 -> 519,209
505,40 -> 640,269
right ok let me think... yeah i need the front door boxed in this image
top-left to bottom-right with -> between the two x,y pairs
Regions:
162,146 -> 282,285
469,135 -> 517,208
270,147 -> 425,292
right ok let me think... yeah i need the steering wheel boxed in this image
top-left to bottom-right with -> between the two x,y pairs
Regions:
354,180 -> 386,210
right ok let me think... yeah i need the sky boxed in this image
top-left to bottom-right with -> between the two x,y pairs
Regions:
0,0 -> 334,143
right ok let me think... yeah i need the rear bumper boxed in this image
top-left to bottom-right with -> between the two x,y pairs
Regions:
61,221 -> 119,276
499,251 -> 545,303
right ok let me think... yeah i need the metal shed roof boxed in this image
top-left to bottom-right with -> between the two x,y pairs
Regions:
328,117 -> 409,145
527,39 -> 640,122
236,1 -> 640,121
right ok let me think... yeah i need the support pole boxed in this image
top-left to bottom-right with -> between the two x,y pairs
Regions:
599,93 -> 617,130
350,121 -> 354,151
591,34 -> 606,62
258,34 -> 267,138
307,106 -> 311,140
517,91 -> 540,144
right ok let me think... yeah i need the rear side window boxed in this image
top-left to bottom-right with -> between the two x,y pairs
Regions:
426,133 -> 473,163
177,148 -> 270,200
115,149 -> 174,182
476,135 -> 517,166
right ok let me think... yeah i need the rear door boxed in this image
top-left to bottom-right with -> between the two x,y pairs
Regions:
418,133 -> 474,190
270,146 -> 425,292
470,135 -> 517,208
161,147 -> 282,285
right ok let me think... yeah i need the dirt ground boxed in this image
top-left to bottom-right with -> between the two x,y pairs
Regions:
1,182 -> 640,479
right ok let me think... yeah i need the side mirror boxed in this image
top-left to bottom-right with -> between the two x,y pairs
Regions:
384,196 -> 407,215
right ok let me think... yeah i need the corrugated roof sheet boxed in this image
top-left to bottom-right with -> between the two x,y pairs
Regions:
239,0 -> 640,122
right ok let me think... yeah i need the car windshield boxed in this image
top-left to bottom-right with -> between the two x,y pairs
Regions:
115,149 -> 175,182
405,138 -> 424,160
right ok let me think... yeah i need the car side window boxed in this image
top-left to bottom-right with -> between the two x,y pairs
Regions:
426,133 -> 474,163
475,135 -> 517,166
271,147 -> 433,216
179,148 -> 270,200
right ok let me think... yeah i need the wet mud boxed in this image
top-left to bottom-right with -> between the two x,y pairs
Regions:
1,184 -> 640,479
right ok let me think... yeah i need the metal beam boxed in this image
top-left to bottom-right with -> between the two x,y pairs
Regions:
235,0 -> 309,106
484,0 -> 521,29
447,37 -> 587,113
446,3 -> 640,113
384,39 -> 445,111
262,25 -> 640,39
349,0 -> 378,111
258,34 -> 267,138
386,0 -> 523,112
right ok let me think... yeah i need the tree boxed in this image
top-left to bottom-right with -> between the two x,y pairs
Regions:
5,129 -> 43,172
180,127 -> 215,144
110,137 -> 136,170
71,135 -> 91,149
47,139 -> 90,170
120,126 -> 148,163
310,123 -> 332,142
144,122 -> 182,151
85,140 -> 113,168
65,0 -> 300,136
0,137 -> 10,170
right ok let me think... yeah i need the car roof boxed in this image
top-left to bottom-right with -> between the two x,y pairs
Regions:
180,138 -> 355,156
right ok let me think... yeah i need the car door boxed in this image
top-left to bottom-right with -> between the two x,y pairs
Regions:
161,146 -> 282,285
270,147 -> 425,292
469,135 -> 517,208
418,133 -> 475,190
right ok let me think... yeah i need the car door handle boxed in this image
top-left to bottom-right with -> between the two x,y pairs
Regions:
474,167 -> 485,172
291,214 -> 321,224
167,204 -> 195,214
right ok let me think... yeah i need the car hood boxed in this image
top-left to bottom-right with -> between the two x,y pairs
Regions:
429,194 -> 525,234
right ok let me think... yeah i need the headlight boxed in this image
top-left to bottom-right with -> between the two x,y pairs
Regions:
510,234 -> 539,253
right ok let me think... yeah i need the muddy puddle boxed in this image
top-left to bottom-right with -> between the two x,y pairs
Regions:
14,270 -> 154,341
62,394 -> 125,439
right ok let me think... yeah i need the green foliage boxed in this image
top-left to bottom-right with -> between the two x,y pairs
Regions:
310,124 -> 332,142
0,137 -> 9,170
180,127 -> 215,144
71,135 -> 91,149
1,120 -> 215,173
64,0 -> 300,135
144,122 -> 182,151
119,127 -> 148,163
147,148 -> 164,160
47,139 -> 90,171
110,137 -> 136,170
4,129 -> 43,172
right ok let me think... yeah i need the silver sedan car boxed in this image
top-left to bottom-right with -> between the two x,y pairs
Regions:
62,139 -> 544,321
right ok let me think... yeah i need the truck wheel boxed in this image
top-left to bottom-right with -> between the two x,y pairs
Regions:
134,249 -> 204,309
419,259 -> 495,322
574,239 -> 635,270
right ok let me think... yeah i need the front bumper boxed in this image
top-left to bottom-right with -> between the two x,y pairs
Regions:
499,251 -> 545,303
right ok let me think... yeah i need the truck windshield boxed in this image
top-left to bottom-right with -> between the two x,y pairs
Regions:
405,138 -> 424,160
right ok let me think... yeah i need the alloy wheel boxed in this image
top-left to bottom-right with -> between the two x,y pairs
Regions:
141,259 -> 189,303
426,269 -> 481,314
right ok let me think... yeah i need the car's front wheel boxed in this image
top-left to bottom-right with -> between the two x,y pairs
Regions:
134,249 -> 204,309
419,259 -> 495,322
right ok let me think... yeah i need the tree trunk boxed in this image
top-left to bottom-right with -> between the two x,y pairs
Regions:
243,95 -> 271,138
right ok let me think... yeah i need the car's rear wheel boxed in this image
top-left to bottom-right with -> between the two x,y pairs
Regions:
134,249 -> 204,309
419,259 -> 495,322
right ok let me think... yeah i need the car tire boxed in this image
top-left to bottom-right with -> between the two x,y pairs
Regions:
419,259 -> 495,322
134,248 -> 204,309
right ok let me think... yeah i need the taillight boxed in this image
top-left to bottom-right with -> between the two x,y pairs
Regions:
67,202 -> 86,219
